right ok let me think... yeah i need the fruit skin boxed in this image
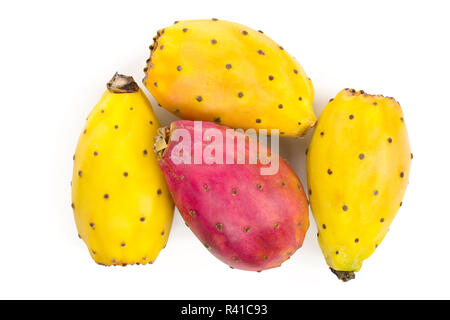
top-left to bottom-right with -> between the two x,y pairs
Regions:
155,120 -> 309,271
72,73 -> 174,266
306,89 -> 411,281
144,19 -> 316,137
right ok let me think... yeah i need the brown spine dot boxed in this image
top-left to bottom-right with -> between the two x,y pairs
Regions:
123,172 -> 128,177
388,137 -> 393,143
256,118 -> 261,123
268,75 -> 274,81
278,104 -> 283,109
238,92 -> 244,98
121,242 -> 126,247
355,238 -> 359,243
157,189 -> 162,195
78,170 -> 82,177
196,96 -> 203,102
189,210 -> 196,217
143,149 -> 148,155
225,64 -> 232,69
374,190 -> 379,195
140,217 -> 145,222
177,65 -> 182,71
349,114 -> 354,119
322,224 -> 326,229
211,39 -> 217,45
182,28 -> 188,32
216,223 -> 223,231
327,169 -> 333,175
400,172 -> 404,178
293,69 -> 298,74
241,30 -> 248,35
114,125 -> 118,129
343,205 -> 348,211
380,218 -> 385,223
244,227 -> 251,232
359,153 -> 365,160
104,194 -> 109,199
257,49 -> 265,55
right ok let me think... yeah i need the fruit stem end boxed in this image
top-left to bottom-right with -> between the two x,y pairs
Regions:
330,268 -> 356,282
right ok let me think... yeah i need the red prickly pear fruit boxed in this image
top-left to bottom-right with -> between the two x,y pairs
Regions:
154,120 -> 309,271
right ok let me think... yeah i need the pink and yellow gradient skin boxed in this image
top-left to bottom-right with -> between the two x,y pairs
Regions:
156,120 -> 309,271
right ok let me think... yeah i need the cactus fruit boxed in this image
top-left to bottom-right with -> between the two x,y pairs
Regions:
144,19 -> 316,137
154,120 -> 309,271
306,89 -> 411,281
71,73 -> 174,266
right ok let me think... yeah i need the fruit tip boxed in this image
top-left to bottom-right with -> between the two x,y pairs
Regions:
330,268 -> 356,282
107,73 -> 139,93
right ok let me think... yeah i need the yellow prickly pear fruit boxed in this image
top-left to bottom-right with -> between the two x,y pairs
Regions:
306,89 -> 411,281
71,73 -> 174,266
143,19 -> 316,137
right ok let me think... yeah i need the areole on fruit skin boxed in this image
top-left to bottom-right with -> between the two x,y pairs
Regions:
155,120 -> 309,271
144,19 -> 316,137
306,88 -> 411,281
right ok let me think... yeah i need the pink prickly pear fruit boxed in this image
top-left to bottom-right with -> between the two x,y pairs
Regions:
154,120 -> 309,271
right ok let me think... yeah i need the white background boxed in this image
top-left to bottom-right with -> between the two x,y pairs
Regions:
0,0 -> 448,299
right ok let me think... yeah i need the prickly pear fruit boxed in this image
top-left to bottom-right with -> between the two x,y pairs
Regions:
71,73 -> 174,266
144,19 -> 316,137
154,120 -> 309,271
306,89 -> 411,281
